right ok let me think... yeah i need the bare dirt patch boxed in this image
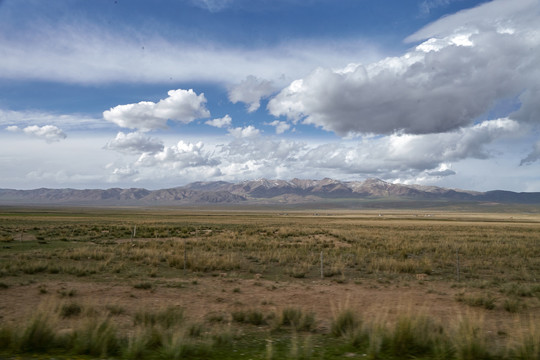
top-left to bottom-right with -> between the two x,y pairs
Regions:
1,275 -> 535,338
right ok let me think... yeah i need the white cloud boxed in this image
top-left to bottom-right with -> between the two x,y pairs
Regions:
228,125 -> 260,138
22,125 -> 67,142
300,118 -> 520,177
228,75 -> 276,113
267,120 -> 291,134
0,116 -> 528,190
136,141 -> 219,169
406,0 -> 537,43
103,89 -> 210,131
219,138 -> 305,163
206,114 -> 232,128
104,132 -> 164,154
268,0 -> 540,136
426,163 -> 456,177
112,166 -> 139,179
0,21 -> 381,87
6,125 -> 19,132
101,118 -> 518,187
0,109 -> 109,131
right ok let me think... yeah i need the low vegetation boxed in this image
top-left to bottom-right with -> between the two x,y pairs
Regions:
0,207 -> 539,358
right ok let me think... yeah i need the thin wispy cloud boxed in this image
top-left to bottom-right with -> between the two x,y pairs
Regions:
0,22 -> 380,86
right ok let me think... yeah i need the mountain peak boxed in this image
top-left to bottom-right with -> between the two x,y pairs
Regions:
1,178 -> 539,206
363,178 -> 390,186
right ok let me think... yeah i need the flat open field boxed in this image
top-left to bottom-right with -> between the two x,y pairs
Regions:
0,207 -> 539,359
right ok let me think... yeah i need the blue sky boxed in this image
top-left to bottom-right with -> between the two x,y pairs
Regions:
1,0 -> 539,192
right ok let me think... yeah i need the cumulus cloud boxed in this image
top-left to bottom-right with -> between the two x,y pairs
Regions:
103,89 -> 210,131
205,114 -> 232,128
228,75 -> 276,113
301,118 -> 520,177
228,125 -> 260,138
136,141 -> 219,169
112,166 -> 139,179
5,125 -> 19,132
267,120 -> 291,134
268,0 -> 539,136
220,138 -> 305,163
104,132 -> 164,154
79,115 -> 522,189
201,118 -> 519,183
21,125 -> 67,142
426,163 -> 456,177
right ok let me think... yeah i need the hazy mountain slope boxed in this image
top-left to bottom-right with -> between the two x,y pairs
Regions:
1,178 -> 539,206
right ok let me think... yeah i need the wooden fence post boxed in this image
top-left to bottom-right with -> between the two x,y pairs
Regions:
320,251 -> 324,279
456,249 -> 460,282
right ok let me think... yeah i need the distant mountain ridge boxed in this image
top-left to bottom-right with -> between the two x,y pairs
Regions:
1,178 -> 540,206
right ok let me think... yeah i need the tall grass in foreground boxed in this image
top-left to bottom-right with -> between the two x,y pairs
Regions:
0,299 -> 538,359
329,308 -> 538,360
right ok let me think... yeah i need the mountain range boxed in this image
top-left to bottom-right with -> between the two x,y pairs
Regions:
1,178 -> 540,207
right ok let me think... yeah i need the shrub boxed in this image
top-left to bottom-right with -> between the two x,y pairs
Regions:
133,282 -> 153,290
60,302 -> 82,318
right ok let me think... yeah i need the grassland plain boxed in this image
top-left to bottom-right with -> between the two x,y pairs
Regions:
0,207 -> 539,359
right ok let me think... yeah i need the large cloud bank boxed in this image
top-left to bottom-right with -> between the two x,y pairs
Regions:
268,0 -> 540,136
103,118 -> 519,186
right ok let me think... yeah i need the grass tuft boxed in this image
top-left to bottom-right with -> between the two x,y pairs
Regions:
60,302 -> 82,318
18,313 -> 56,353
331,308 -> 360,337
134,306 -> 184,329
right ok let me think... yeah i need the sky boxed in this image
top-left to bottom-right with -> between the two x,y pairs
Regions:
0,0 -> 539,192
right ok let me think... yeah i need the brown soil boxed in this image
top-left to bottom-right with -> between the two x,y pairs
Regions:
1,274 -> 535,337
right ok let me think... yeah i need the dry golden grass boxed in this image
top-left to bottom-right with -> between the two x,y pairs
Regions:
0,207 -> 539,358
